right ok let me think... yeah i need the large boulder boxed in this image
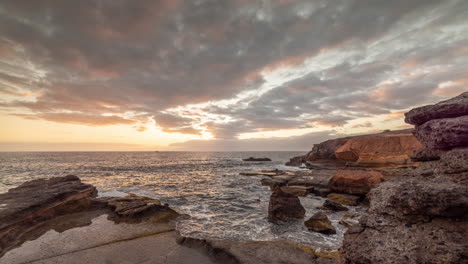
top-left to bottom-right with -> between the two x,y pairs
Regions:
0,175 -> 98,257
342,178 -> 468,264
328,170 -> 384,195
404,91 -> 468,125
413,115 -> 468,150
268,186 -> 305,223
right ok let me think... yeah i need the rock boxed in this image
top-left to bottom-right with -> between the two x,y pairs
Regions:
328,170 -> 384,195
240,172 -> 277,176
307,137 -> 351,161
285,155 -> 306,166
103,195 -> 179,221
339,214 -> 360,228
334,133 -> 423,166
304,212 -> 336,235
243,157 -> 271,161
411,148 -> 442,161
280,186 -> 312,197
327,193 -> 360,206
342,178 -> 468,264
177,235 -> 343,264
413,115 -> 468,150
260,178 -> 287,188
404,91 -> 468,125
0,175 -> 98,257
322,199 -> 348,211
369,179 -> 468,219
311,187 -> 332,197
268,186 -> 306,223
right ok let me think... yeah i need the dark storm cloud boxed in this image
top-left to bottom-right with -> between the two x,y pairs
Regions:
0,0 -> 467,140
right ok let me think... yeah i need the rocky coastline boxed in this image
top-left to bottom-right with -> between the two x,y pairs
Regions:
1,92 -> 466,264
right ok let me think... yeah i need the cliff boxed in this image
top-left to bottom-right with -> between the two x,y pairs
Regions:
342,92 -> 468,264
287,129 -> 423,168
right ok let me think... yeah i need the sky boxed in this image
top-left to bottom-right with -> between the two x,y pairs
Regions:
0,0 -> 467,151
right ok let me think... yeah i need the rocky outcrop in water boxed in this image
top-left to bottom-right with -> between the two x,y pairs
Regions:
243,157 -> 271,161
0,175 -> 181,259
268,186 -> 305,223
304,212 -> 336,235
342,92 -> 468,264
0,175 -> 98,257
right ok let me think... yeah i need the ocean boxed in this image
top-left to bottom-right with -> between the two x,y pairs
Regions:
0,151 -> 350,250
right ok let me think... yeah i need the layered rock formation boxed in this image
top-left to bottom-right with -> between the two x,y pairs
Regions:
287,129 -> 423,168
0,175 -> 181,259
342,92 -> 468,264
0,175 -> 98,257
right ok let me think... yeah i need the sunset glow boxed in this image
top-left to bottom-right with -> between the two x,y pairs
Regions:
1,1 -> 467,151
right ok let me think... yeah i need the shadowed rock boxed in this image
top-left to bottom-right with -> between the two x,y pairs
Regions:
404,91 -> 468,125
413,115 -> 468,150
322,199 -> 348,212
304,212 -> 336,235
268,186 -> 305,223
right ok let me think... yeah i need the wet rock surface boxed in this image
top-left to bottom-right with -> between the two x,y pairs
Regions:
0,175 -> 98,257
177,235 -> 343,264
322,199 -> 348,212
304,212 -> 337,235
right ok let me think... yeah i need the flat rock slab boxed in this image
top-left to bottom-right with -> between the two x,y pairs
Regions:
0,212 -> 213,264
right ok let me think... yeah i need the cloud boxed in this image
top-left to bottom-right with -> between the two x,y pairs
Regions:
169,130 -> 337,151
12,113 -> 136,126
0,0 -> 467,144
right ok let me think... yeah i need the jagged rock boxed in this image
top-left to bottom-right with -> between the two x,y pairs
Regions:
328,170 -> 384,195
404,91 -> 468,125
243,157 -> 271,161
327,193 -> 360,206
0,175 -> 98,257
322,199 -> 348,211
342,178 -> 468,264
304,212 -> 336,235
268,187 -> 305,223
413,115 -> 468,150
102,195 -> 179,221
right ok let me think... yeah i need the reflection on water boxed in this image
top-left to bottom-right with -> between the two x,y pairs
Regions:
0,151 -> 352,249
